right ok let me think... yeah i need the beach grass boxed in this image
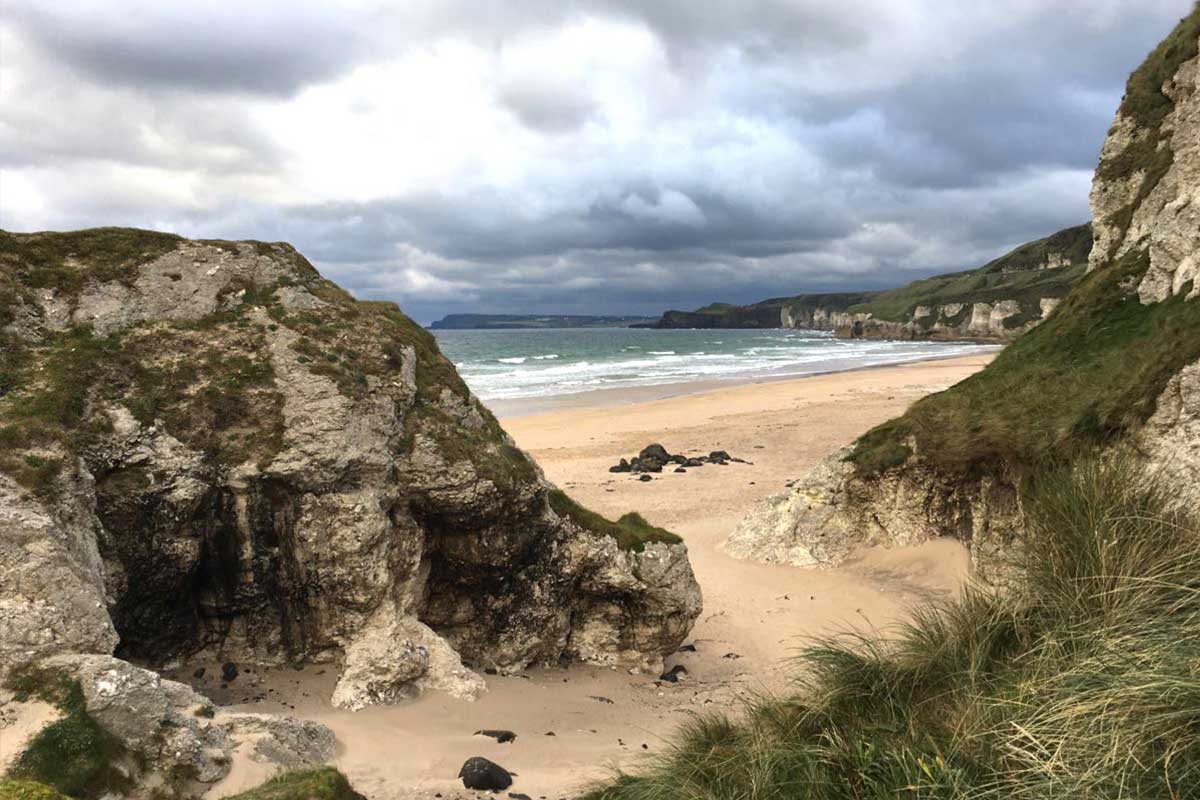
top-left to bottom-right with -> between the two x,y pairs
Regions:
585,456 -> 1200,799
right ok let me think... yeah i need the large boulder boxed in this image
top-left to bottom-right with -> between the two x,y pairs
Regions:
0,231 -> 702,709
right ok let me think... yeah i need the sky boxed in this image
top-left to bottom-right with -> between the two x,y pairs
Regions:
0,1 -> 1193,323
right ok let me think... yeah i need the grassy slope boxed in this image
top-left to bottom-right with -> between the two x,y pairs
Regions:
588,458 -> 1200,799
656,224 -> 1090,328
849,248 -> 1200,476
848,6 -> 1200,478
225,768 -> 364,800
843,223 -> 1091,323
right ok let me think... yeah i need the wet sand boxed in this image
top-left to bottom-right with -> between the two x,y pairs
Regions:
200,354 -> 991,799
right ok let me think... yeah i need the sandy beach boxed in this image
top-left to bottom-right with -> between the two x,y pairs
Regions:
195,353 -> 992,799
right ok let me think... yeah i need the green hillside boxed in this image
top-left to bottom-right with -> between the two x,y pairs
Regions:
651,223 -> 1092,334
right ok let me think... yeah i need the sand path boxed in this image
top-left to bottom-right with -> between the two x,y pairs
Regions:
201,355 -> 990,799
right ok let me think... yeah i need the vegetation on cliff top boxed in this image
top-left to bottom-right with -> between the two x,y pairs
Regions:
840,223 -> 1091,324
0,228 -> 535,498
652,224 -> 1090,331
589,458 -> 1200,799
1096,6 -> 1200,251
549,489 -> 683,552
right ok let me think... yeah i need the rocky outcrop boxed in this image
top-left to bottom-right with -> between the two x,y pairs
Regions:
784,298 -> 1045,342
726,450 -> 1023,584
727,14 -> 1200,578
2,654 -> 333,796
0,231 -> 701,724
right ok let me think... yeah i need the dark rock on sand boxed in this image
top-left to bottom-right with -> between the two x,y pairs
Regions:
639,475 -> 653,482
459,757 -> 513,791
677,644 -> 697,653
674,467 -> 687,473
476,729 -> 517,743
683,458 -> 705,467
659,665 -> 688,683
609,459 -> 631,473
222,662 -> 239,682
639,444 -> 671,462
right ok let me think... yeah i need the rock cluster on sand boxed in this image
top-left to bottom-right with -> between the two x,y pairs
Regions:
610,444 -> 746,474
0,231 -> 703,794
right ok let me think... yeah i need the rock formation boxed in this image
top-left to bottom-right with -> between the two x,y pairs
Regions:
0,229 -> 701,791
727,11 -> 1200,579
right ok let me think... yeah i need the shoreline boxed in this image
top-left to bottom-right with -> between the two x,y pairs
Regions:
482,347 -> 1000,417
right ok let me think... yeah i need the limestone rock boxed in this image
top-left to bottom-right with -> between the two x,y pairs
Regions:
331,610 -> 485,710
35,654 -> 333,790
0,232 -> 701,713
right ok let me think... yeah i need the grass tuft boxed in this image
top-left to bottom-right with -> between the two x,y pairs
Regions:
548,489 -> 682,552
4,669 -> 131,799
225,768 -> 364,800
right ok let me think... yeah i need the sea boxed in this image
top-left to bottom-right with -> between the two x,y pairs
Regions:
432,327 -> 998,408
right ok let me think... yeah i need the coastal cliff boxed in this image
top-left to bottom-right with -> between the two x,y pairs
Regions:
727,10 -> 1200,579
651,223 -> 1091,342
0,230 -> 701,795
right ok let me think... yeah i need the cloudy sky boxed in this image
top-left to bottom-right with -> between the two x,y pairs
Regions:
0,1 -> 1191,323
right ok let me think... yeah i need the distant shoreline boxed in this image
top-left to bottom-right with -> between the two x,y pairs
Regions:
486,349 -> 998,418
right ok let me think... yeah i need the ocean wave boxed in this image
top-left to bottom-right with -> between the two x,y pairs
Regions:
649,350 -> 676,355
532,354 -> 559,360
497,356 -> 527,364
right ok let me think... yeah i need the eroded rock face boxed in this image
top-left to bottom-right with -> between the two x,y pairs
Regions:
725,450 -> 1022,585
0,233 -> 701,712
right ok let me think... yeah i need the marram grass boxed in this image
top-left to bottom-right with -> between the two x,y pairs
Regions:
586,457 -> 1200,799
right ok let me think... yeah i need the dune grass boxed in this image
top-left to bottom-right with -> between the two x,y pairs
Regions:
586,456 -> 1200,799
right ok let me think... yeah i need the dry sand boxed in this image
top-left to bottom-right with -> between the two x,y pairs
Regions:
199,354 -> 992,799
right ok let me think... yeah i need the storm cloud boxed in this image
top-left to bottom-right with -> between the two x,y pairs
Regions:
0,1 -> 1192,322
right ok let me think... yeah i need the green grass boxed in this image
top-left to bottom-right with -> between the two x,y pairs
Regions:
843,224 -> 1091,324
0,228 -> 183,295
586,457 -> 1200,799
225,768 -> 364,800
548,489 -> 682,552
0,781 -> 68,800
849,246 -> 1200,477
4,669 -> 131,799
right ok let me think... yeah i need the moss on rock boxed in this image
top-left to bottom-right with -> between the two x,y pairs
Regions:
225,768 -> 364,800
549,489 -> 682,552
